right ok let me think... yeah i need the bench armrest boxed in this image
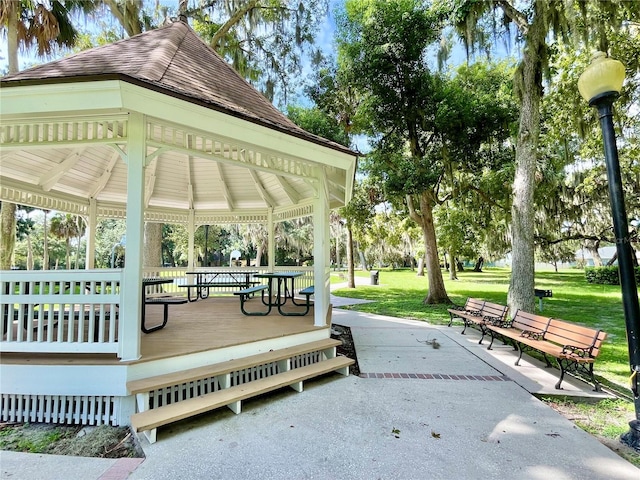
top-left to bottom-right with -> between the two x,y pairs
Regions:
520,329 -> 544,341
485,316 -> 511,327
561,344 -> 591,359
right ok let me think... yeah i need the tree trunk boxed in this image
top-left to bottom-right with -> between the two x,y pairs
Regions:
75,231 -> 82,269
43,211 -> 49,270
346,226 -> 355,288
358,250 -> 367,271
473,256 -> 484,272
507,8 -> 546,315
589,247 -> 603,267
255,245 -> 263,268
407,192 -> 450,304
335,227 -> 341,270
0,203 -> 17,270
144,223 -> 163,267
449,251 -> 458,280
606,251 -> 618,266
65,239 -> 71,269
1,4 -> 19,271
27,235 -> 33,270
416,256 -> 425,276
178,0 -> 189,22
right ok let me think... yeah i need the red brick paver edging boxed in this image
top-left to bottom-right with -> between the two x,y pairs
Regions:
98,457 -> 144,480
359,373 -> 512,381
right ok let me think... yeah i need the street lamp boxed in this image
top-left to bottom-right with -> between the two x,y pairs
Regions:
579,51 -> 640,451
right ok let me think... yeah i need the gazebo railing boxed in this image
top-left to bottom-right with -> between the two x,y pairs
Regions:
1,270 -> 122,354
143,266 -> 315,294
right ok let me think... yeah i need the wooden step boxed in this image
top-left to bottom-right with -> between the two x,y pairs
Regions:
127,338 -> 342,394
130,355 -> 354,433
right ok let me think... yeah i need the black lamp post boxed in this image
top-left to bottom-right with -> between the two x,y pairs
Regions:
579,52 -> 640,451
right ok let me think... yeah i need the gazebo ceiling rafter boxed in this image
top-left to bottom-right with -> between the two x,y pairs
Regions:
90,151 -> 120,199
38,147 -> 84,191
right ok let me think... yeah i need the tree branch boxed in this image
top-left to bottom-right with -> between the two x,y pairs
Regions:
465,184 -> 508,211
211,0 -> 259,50
495,0 -> 529,35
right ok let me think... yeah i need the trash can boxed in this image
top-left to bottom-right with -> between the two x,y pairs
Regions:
370,270 -> 379,285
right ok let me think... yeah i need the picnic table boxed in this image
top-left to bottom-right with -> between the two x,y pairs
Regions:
179,270 -> 258,302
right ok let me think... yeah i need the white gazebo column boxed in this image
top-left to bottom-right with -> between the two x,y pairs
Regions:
187,210 -> 195,269
119,112 -> 145,361
267,208 -> 275,273
313,173 -> 331,327
85,198 -> 97,269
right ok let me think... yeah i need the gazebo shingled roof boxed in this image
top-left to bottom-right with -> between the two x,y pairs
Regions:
1,21 -> 352,156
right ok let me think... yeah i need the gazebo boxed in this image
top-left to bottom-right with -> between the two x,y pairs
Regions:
0,21 -> 357,437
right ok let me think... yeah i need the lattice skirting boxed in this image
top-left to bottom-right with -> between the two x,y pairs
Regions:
1,393 -> 118,425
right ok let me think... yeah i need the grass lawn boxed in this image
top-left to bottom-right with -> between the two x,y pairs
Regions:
331,267 -> 635,388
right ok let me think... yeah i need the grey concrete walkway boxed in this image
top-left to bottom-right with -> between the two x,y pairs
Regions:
2,305 -> 638,479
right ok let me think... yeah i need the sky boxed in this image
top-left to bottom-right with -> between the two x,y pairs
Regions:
0,0 -> 513,154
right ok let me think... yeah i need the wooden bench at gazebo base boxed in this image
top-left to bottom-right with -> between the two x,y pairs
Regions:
128,338 -> 354,444
485,310 -> 607,391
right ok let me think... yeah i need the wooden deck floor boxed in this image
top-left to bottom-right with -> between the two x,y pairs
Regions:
141,296 -> 319,362
2,296 -> 322,366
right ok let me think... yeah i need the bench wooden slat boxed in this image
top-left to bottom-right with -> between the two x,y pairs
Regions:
130,356 -> 354,433
127,338 -> 342,394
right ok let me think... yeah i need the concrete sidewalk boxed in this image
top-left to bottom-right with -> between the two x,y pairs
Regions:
2,308 -> 638,480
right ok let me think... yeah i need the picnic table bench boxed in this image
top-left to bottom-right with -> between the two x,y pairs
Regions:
234,285 -> 270,316
142,278 -> 187,333
143,296 -> 188,333
447,298 -> 509,344
234,281 -> 315,316
485,309 -> 607,391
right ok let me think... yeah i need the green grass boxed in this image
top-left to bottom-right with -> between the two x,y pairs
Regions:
331,267 -> 636,387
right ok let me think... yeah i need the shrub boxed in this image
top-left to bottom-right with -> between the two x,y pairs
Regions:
585,266 -> 640,284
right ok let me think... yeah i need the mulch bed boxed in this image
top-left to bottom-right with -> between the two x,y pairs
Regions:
330,323 -> 360,376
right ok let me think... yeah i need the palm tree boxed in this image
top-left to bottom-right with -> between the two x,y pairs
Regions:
73,215 -> 86,269
0,0 -> 97,270
50,214 -> 81,269
42,209 -> 50,270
